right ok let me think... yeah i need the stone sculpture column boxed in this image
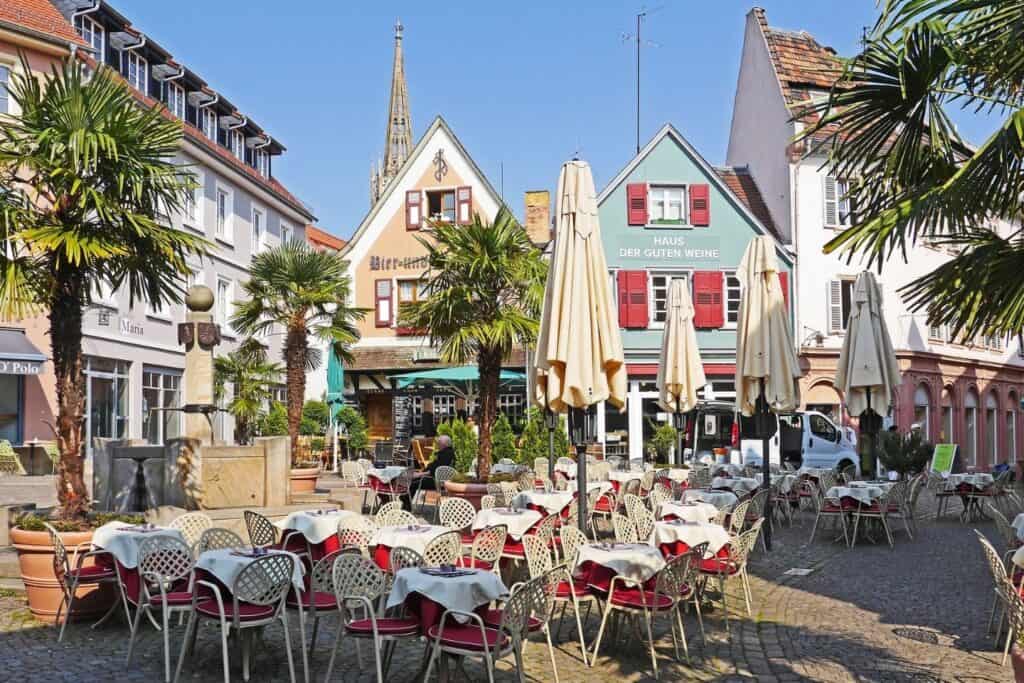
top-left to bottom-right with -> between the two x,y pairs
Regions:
177,285 -> 221,444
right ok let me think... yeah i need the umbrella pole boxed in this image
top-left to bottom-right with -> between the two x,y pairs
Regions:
545,408 -> 557,483
759,379 -> 773,552
675,408 -> 684,468
569,406 -> 591,535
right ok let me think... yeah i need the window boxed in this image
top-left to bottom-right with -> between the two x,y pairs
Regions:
185,266 -> 202,291
84,357 -> 130,457
1009,400 -> 1018,464
498,394 -> 524,423
964,389 -> 978,467
648,185 -> 686,225
986,392 -> 999,465
229,130 -> 244,160
725,273 -> 741,327
928,324 -> 946,343
823,175 -> 854,227
426,190 -> 456,222
374,279 -> 392,327
215,186 -> 232,241
913,385 -> 930,436
0,66 -> 8,115
75,16 -> 104,63
986,334 -> 1003,351
184,170 -> 202,228
808,414 -> 838,442
254,149 -> 270,178
648,272 -> 686,327
201,108 -> 217,140
142,368 -> 181,445
125,51 -> 147,92
433,395 -> 456,424
280,222 -> 292,245
166,82 -> 185,119
216,277 -> 232,328
411,396 -> 423,428
397,279 -> 426,308
828,278 -> 855,333
251,207 -> 264,252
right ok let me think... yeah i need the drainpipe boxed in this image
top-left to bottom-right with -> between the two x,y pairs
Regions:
253,136 -> 272,176
197,92 -> 219,134
226,115 -> 247,157
70,1 -> 100,24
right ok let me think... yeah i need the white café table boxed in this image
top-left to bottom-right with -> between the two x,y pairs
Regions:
367,466 -> 407,483
649,520 -> 731,557
681,489 -> 738,510
825,482 -> 894,506
510,490 -> 575,515
196,548 -> 305,593
567,480 -> 613,496
472,508 -> 542,541
659,501 -> 719,525
273,509 -> 361,545
574,542 -> 666,585
710,476 -> 761,496
92,522 -> 185,569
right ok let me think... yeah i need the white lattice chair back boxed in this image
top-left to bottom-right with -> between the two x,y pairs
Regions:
649,484 -> 671,516
522,534 -> 553,578
558,525 -> 588,567
728,499 -> 751,536
469,524 -> 507,565
612,513 -> 638,544
440,497 -> 476,531
332,554 -> 386,618
534,457 -> 549,474
389,546 -> 424,573
480,494 -> 497,509
729,519 -> 763,566
336,523 -> 373,558
628,497 -> 654,540
341,461 -> 365,486
377,509 -> 418,527
167,512 -> 213,550
243,510 -> 278,548
137,535 -> 194,589
197,527 -> 246,554
356,458 -> 373,475
434,465 -> 457,489
423,530 -> 462,566
233,554 -> 294,611
556,457 -> 574,467
375,501 -> 404,523
499,481 -> 520,501
498,574 -> 544,645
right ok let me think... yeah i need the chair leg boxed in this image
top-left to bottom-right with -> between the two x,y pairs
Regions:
676,606 -> 690,665
161,607 -> 171,683
514,643 -> 527,683
544,626 -> 560,683
591,602 -> 614,663
294,606 -> 309,683
280,612 -> 297,683
642,608 -> 658,680
242,628 -> 252,681
324,619 -> 345,682
58,580 -> 77,643
571,598 -> 590,666
422,641 -> 439,683
372,634 -> 384,683
173,613 -> 197,683
124,602 -> 146,669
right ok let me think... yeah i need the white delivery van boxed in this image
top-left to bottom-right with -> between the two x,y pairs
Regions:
740,410 -> 860,475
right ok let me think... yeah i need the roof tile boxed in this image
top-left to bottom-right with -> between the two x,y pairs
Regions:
713,166 -> 782,241
0,0 -> 86,46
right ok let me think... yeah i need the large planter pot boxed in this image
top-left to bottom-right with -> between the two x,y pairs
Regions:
443,481 -> 489,511
289,466 -> 321,496
11,526 -> 116,624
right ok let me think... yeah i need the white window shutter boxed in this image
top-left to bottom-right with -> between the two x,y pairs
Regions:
828,280 -> 843,332
823,176 -> 838,227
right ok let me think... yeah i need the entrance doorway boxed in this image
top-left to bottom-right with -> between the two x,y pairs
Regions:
85,357 -> 130,457
365,394 -> 393,441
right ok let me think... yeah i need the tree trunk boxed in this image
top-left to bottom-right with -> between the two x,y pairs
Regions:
476,347 -> 502,481
285,322 -> 308,463
48,273 -> 89,519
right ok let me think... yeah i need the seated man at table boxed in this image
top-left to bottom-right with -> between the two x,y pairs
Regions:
403,435 -> 456,510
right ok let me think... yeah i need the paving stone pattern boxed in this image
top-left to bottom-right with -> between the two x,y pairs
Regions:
0,489 -> 1013,681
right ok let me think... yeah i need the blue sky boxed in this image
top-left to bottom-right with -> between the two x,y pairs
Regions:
118,1 -> 997,238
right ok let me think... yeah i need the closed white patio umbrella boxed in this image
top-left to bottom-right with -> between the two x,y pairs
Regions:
834,271 -> 900,478
656,278 -> 706,466
534,159 -> 627,532
735,235 -> 802,550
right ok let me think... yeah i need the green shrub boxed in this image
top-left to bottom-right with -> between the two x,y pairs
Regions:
258,401 -> 288,436
646,420 -> 677,463
518,407 -> 569,463
878,430 -> 933,477
492,413 -> 518,463
336,405 -> 369,455
437,418 -> 477,473
15,511 -> 145,532
300,400 -> 331,436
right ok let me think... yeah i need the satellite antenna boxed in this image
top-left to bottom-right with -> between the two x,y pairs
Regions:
622,5 -> 663,153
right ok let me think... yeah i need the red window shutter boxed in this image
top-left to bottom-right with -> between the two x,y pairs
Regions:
374,279 -> 392,327
692,271 -> 724,328
778,271 -> 790,314
617,270 -> 648,328
626,183 -> 648,226
405,191 -> 422,230
456,186 -> 472,225
689,184 -> 710,227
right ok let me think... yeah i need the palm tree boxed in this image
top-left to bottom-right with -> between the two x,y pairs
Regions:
231,241 -> 364,456
214,339 -> 282,445
800,0 -> 1024,340
399,207 -> 546,480
0,58 -> 207,519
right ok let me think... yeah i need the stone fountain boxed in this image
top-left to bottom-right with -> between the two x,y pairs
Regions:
92,285 -> 291,513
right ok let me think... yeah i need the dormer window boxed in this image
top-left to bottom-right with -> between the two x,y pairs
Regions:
200,108 -> 217,140
648,185 -> 686,226
75,16 -> 104,63
254,149 -> 270,178
125,51 -> 147,92
166,82 -> 185,119
229,130 -> 244,160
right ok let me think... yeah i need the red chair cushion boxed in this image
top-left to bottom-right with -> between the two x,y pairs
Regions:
482,608 -> 543,632
66,564 -> 116,582
821,503 -> 845,513
698,558 -> 739,576
426,623 -> 508,652
593,498 -> 615,513
460,532 -> 477,546
608,587 -> 673,610
460,557 -> 494,571
286,590 -> 337,610
555,580 -> 588,599
148,591 -> 194,606
196,600 -> 275,622
502,540 -> 525,557
346,616 -> 420,636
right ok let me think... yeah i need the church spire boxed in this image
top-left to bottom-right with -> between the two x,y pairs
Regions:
371,19 -> 413,205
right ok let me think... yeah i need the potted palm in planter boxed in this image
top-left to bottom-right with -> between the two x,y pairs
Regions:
0,58 -> 205,622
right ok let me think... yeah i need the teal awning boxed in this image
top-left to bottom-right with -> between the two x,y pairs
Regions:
326,349 -> 345,405
394,366 -> 526,389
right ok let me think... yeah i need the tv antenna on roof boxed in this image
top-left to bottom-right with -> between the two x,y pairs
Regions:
622,5 -> 663,154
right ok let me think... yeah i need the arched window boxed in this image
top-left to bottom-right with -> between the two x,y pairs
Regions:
941,385 -> 955,443
913,384 -> 930,438
964,388 -> 979,467
986,390 -> 1000,466
805,382 -> 842,423
1008,391 -> 1019,465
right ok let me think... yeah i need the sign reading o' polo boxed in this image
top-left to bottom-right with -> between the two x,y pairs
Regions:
616,234 -> 722,263
0,359 -> 43,375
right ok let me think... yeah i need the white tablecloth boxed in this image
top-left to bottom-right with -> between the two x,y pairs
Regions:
681,489 -> 738,510
472,508 -> 542,540
772,473 -> 799,494
511,490 -> 574,514
826,482 -> 892,506
196,548 -> 305,593
574,543 -> 666,584
367,466 -> 407,483
946,473 -> 994,490
567,480 -> 613,496
371,524 -> 451,555
608,471 -> 644,486
554,462 -> 578,478
659,501 -> 719,525
712,463 -> 744,477
1013,513 -> 1024,541
92,522 -> 185,569
490,463 -> 519,475
711,476 -> 760,495
649,520 -> 731,556
386,567 -> 508,616
273,509 -> 361,545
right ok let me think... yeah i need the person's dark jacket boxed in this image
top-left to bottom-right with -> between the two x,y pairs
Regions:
426,446 -> 455,479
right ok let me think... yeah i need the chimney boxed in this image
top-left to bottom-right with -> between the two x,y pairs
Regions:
524,190 -> 551,244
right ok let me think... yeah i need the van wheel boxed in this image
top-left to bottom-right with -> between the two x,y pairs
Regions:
836,459 -> 854,473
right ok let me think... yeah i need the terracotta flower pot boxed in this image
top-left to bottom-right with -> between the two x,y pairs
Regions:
289,466 -> 321,496
443,481 -> 490,510
11,526 -> 116,624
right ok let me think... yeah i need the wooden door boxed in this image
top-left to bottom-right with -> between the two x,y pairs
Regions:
366,394 -> 393,440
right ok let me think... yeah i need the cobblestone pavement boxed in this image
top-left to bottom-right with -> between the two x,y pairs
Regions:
0,490 -> 1012,682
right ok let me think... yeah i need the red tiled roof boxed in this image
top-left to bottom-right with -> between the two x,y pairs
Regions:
714,166 -> 781,240
306,224 -> 346,251
753,7 -> 843,111
0,0 -> 87,47
78,53 -> 312,221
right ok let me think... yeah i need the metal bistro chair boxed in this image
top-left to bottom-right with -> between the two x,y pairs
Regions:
376,507 -> 419,528
612,512 -> 639,544
195,528 -> 246,554
696,519 -> 763,632
440,497 -> 478,546
174,553 -> 299,683
46,522 -> 122,643
337,517 -> 377,559
244,510 -> 304,554
552,525 -> 596,666
422,530 -> 463,567
461,524 -> 507,572
167,512 -> 213,556
126,536 -> 196,683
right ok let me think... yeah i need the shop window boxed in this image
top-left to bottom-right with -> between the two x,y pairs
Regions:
433,395 -> 456,424
0,376 -> 20,442
142,368 -> 181,445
